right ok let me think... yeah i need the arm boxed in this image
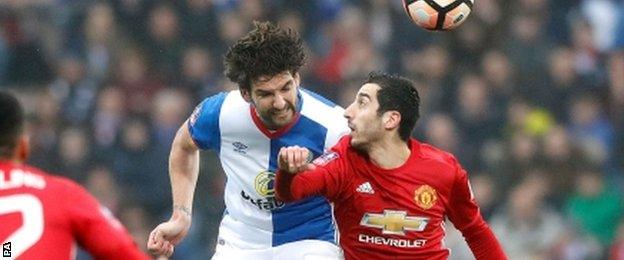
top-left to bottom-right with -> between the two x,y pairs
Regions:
148,122 -> 198,257
447,164 -> 506,260
67,181 -> 149,259
148,93 -> 225,256
275,146 -> 344,202
275,165 -> 328,202
170,122 -> 200,219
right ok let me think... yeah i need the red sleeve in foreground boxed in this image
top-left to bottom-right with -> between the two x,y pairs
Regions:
275,167 -> 331,202
276,147 -> 347,202
446,163 -> 507,260
463,223 -> 507,260
64,180 -> 150,260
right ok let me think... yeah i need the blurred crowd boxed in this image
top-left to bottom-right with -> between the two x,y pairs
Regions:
0,0 -> 623,259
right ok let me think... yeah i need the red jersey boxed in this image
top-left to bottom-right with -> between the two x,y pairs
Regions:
276,136 -> 506,260
0,161 -> 149,260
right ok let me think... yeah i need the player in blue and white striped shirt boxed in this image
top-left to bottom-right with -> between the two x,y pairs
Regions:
148,21 -> 348,259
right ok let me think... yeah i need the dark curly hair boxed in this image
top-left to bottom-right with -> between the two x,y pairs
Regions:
224,21 -> 305,92
365,72 -> 420,142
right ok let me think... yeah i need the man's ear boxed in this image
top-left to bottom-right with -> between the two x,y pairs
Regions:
240,88 -> 252,103
15,134 -> 30,162
383,111 -> 401,130
294,72 -> 301,86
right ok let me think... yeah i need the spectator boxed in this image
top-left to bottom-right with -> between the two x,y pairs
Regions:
81,2 -> 123,81
179,46 -> 219,100
53,127 -> 93,183
566,167 -> 624,249
568,94 -> 616,166
112,117 -> 165,215
1,1 -> 622,257
490,174 -> 568,259
453,73 -> 502,170
145,3 -> 184,82
91,86 -> 126,163
113,47 -> 164,115
48,54 -> 98,125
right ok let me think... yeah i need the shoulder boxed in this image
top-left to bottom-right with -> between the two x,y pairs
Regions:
313,136 -> 352,166
189,91 -> 242,129
190,92 -> 226,125
26,166 -> 94,207
23,164 -> 91,196
45,173 -> 89,195
299,88 -> 347,128
300,88 -> 338,107
415,140 -> 462,173
14,164 -> 59,190
330,135 -> 353,154
193,91 -> 241,115
197,91 -> 231,105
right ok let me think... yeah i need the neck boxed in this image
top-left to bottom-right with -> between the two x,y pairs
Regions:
367,135 -> 411,169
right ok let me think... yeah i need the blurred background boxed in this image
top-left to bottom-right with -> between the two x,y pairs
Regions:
0,0 -> 623,259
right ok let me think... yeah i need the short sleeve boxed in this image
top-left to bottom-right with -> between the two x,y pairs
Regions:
187,92 -> 227,150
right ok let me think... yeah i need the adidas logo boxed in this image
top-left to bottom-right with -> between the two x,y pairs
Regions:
356,182 -> 375,194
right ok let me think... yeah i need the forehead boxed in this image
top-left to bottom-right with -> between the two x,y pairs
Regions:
252,71 -> 294,92
357,83 -> 381,100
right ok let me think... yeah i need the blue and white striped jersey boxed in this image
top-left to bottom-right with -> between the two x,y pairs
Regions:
188,89 -> 349,249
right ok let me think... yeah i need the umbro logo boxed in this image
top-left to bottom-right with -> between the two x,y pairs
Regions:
356,182 -> 375,194
233,141 -> 248,154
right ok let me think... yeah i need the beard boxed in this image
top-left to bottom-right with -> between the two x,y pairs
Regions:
349,131 -> 371,153
258,101 -> 296,129
349,125 -> 385,153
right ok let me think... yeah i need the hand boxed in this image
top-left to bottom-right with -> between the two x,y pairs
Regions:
147,207 -> 192,257
278,146 -> 316,174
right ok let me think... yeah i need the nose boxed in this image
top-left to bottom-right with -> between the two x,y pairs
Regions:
344,103 -> 354,120
273,93 -> 286,109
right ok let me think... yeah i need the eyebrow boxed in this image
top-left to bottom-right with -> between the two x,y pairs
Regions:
279,79 -> 293,90
255,89 -> 272,95
357,92 -> 371,100
255,79 -> 293,94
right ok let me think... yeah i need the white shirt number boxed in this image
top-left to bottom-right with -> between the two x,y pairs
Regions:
0,194 -> 45,258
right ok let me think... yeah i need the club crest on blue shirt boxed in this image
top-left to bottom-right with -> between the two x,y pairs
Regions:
312,151 -> 339,166
239,171 -> 285,211
254,171 -> 276,197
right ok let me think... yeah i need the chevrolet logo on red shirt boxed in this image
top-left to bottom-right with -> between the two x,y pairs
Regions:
360,210 -> 429,235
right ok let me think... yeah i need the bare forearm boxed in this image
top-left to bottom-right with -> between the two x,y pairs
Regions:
148,123 -> 197,256
169,124 -> 200,215
170,148 -> 198,212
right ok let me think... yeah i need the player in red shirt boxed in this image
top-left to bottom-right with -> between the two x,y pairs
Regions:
275,72 -> 507,259
0,91 -> 150,260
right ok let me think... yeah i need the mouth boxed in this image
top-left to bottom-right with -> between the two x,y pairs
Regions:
348,123 -> 356,132
272,108 -> 292,118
